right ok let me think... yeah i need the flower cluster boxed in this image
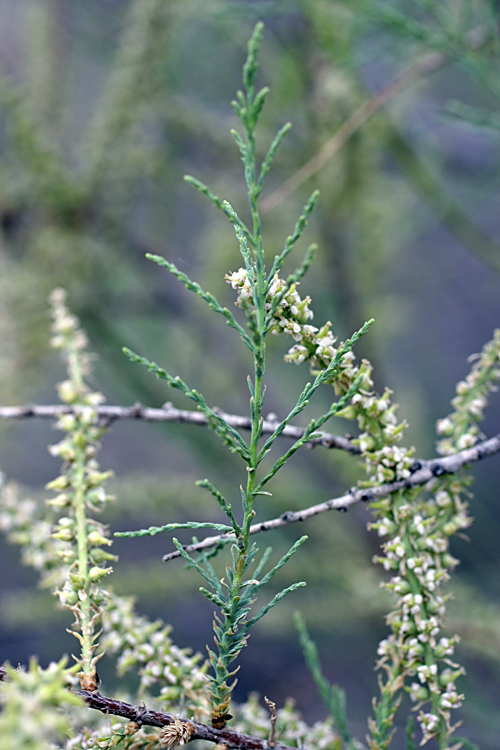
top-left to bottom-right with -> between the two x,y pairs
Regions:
66,719 -> 160,750
226,268 -> 333,369
0,291 -> 210,739
102,594 -> 208,719
0,476 -> 65,590
47,289 -> 116,688
226,272 -> 500,746
437,329 -> 500,455
370,481 -> 468,745
0,658 -> 83,750
226,268 -> 412,482
0,472 -> 209,724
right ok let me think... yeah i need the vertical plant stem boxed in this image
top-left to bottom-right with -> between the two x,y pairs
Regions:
73,444 -> 93,677
69,335 -> 93,677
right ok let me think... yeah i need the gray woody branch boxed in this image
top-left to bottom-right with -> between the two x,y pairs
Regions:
1,402 -> 499,562
0,401 -> 359,453
162,433 -> 500,561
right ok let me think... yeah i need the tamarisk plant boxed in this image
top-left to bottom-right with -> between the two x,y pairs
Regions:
227,255 -> 500,746
0,295 -> 212,747
117,22 -> 372,727
46,288 -> 116,690
1,19 -> 500,750
366,336 -> 500,749
0,278 -> 351,750
47,290 -> 210,716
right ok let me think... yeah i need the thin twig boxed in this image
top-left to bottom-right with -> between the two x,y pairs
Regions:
161,433 -> 500,561
0,402 -> 360,454
260,26 -> 488,214
264,697 -> 278,749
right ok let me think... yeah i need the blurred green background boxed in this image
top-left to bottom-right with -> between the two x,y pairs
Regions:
1,1 -> 500,747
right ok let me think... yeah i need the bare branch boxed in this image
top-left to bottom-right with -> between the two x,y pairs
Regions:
3,401 -> 499,562
0,402 -> 360,454
162,433 -> 500,561
72,689 -> 301,749
0,669 -> 298,750
260,25 -> 489,214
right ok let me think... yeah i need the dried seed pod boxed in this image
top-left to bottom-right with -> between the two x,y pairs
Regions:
159,718 -> 194,749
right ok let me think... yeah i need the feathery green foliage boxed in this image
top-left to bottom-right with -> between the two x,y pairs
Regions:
120,23 -> 372,723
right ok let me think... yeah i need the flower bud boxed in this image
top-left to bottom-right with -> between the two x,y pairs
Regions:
336,405 -> 358,420
92,590 -> 106,605
90,548 -> 117,564
69,573 -> 85,589
441,553 -> 459,569
57,549 -> 77,564
57,380 -> 78,403
46,476 -> 70,491
52,527 -> 75,542
61,589 -> 79,607
87,530 -> 110,546
439,668 -> 462,686
47,493 -> 71,509
86,471 -> 114,488
89,566 -> 112,582
410,684 -> 429,702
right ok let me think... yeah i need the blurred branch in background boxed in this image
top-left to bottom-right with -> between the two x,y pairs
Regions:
261,24 -> 490,213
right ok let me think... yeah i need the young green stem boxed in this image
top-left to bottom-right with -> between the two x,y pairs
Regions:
73,443 -> 93,677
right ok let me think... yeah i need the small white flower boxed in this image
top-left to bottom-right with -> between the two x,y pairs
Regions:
377,638 -> 391,656
468,396 -> 486,417
435,490 -> 451,507
436,417 -> 454,436
457,432 -> 476,450
440,688 -> 463,709
419,712 -> 440,733
377,518 -> 394,537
